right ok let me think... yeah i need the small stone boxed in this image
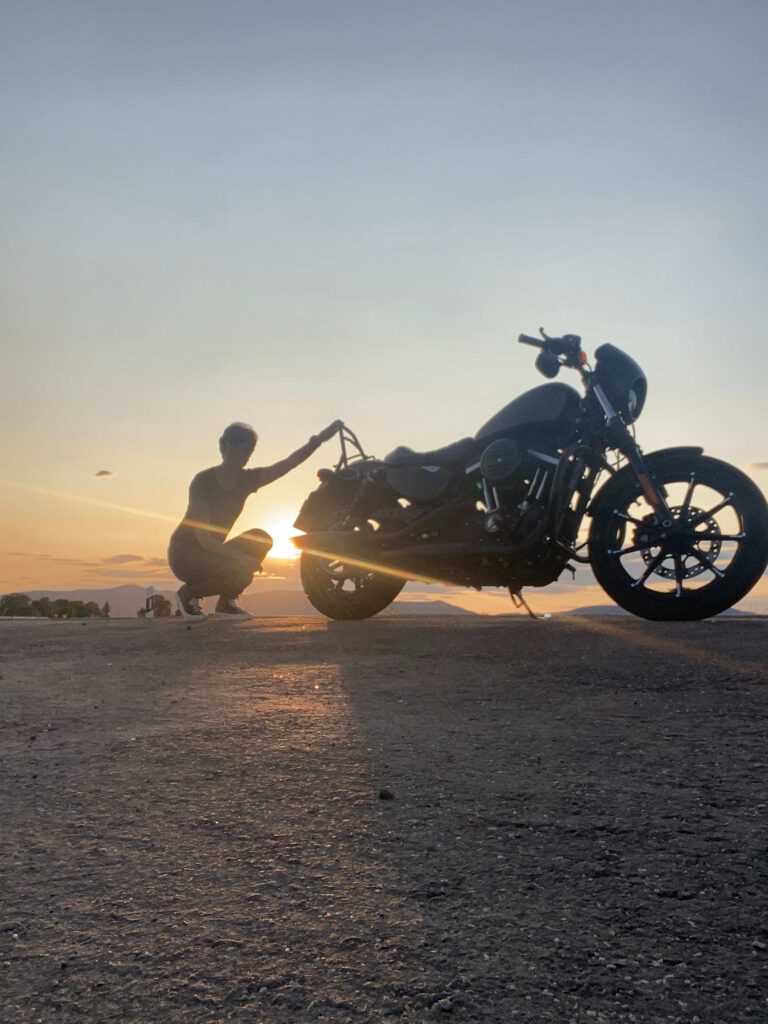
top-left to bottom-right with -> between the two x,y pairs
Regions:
433,997 -> 454,1013
379,789 -> 395,800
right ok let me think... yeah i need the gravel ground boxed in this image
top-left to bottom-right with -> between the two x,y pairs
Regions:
1,615 -> 767,1023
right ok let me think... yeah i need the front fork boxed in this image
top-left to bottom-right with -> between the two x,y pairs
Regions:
593,384 -> 674,525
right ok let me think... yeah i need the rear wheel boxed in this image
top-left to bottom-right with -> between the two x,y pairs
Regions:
589,453 -> 768,620
300,551 -> 406,620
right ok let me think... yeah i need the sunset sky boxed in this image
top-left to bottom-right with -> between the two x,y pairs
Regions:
2,0 -> 767,614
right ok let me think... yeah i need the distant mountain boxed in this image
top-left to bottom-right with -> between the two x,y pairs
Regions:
241,591 -> 474,617
13,587 -> 758,621
17,585 -> 475,619
382,600 -> 475,616
563,604 -> 629,616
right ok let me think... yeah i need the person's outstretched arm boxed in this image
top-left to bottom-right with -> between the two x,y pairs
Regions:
255,421 -> 342,488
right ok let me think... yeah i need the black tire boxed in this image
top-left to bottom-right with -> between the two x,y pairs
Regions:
300,550 -> 406,620
589,452 -> 768,621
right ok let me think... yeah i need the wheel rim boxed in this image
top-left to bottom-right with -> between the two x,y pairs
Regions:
605,471 -> 747,600
312,557 -> 376,597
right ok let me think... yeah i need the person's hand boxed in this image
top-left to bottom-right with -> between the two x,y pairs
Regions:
316,419 -> 343,443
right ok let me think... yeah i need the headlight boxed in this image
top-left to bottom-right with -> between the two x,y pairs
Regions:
593,344 -> 647,423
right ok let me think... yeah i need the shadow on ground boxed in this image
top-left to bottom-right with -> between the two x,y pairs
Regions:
1,616 -> 766,1022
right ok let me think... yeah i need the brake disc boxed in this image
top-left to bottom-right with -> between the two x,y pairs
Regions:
634,506 -> 722,579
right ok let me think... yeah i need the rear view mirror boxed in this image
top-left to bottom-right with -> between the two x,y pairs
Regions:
536,351 -> 560,379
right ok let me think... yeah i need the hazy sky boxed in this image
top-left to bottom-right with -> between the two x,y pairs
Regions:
2,0 -> 767,610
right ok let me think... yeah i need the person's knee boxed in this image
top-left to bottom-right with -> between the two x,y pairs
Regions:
242,529 -> 273,555
247,528 -> 273,548
227,529 -> 272,571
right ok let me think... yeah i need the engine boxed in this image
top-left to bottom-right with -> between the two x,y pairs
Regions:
478,438 -> 558,543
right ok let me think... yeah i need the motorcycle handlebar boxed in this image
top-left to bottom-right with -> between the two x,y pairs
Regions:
518,332 -> 582,358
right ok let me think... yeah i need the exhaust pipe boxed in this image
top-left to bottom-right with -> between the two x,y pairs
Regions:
293,498 -> 472,555
383,543 -> 524,560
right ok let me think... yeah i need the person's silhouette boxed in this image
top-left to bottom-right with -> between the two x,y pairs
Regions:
168,420 -> 341,619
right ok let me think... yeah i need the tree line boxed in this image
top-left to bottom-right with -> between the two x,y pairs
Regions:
0,593 -> 111,618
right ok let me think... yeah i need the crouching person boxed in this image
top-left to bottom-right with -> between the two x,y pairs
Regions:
168,419 -> 341,619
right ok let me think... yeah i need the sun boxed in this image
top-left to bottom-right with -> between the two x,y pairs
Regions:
263,515 -> 302,560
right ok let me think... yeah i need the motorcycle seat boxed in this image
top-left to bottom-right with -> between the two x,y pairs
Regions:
384,437 -> 475,467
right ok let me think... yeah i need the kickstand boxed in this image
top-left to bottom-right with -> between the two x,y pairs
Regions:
508,588 -> 551,620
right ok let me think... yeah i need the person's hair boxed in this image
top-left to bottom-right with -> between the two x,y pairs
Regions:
219,422 -> 258,453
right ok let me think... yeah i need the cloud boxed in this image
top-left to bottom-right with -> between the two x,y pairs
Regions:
100,554 -> 169,568
5,552 -> 99,567
88,554 -> 172,580
95,469 -> 115,477
39,557 -> 103,568
84,565 -> 174,582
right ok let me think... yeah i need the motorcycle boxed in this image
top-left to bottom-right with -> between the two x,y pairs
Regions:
292,330 -> 768,621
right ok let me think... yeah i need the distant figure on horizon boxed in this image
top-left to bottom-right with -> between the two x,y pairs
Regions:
168,420 -> 341,620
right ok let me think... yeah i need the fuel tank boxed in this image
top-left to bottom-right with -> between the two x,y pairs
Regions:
475,382 -> 581,444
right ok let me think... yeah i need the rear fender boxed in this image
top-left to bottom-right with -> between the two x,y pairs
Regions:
293,475 -> 361,532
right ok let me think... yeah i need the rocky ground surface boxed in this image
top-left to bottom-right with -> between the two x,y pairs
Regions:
1,615 -> 767,1023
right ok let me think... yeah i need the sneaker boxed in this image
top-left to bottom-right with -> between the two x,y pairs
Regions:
175,587 -> 207,620
214,597 -> 253,619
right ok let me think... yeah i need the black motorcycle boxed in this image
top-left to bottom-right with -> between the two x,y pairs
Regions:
293,330 -> 768,621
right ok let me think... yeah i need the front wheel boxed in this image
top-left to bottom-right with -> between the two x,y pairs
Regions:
589,453 -> 768,621
300,551 -> 406,620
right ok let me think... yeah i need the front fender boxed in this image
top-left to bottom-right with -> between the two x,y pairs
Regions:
587,446 -> 704,517
638,445 -> 704,461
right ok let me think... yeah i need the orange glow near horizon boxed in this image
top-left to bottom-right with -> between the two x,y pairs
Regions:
263,517 -> 302,560
2,480 -> 766,614
2,479 -> 304,556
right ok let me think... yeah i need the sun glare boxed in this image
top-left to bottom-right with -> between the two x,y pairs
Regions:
264,516 -> 302,560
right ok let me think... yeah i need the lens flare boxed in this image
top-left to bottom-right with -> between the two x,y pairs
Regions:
298,545 -> 457,588
1,479 -> 230,538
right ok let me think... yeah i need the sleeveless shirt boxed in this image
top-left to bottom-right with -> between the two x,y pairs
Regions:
168,467 -> 263,555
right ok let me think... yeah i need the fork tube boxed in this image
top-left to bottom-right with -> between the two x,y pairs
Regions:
592,384 -> 672,521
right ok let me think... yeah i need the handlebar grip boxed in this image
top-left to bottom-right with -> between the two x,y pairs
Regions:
518,333 -> 543,348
